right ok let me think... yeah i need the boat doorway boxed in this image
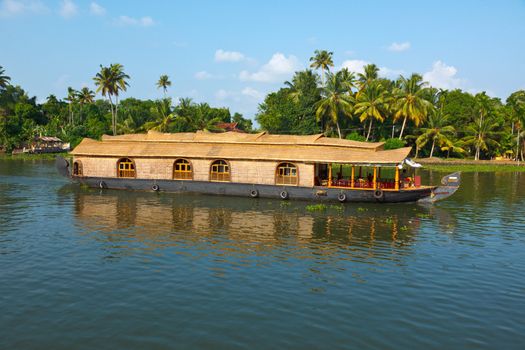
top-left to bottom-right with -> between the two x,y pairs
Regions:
314,163 -> 330,186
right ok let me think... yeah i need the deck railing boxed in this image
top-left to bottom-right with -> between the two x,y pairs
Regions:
329,176 -> 421,190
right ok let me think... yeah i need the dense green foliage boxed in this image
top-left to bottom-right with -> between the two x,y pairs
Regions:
0,65 -> 252,152
256,51 -> 525,160
1,55 -> 525,161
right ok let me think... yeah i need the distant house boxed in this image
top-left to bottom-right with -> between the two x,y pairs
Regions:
215,122 -> 245,133
12,136 -> 70,154
30,136 -> 70,153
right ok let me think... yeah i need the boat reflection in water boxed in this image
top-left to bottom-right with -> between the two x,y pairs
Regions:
72,189 -> 457,263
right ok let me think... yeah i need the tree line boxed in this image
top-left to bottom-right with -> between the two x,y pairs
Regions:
1,53 -> 525,160
256,50 -> 525,160
0,65 -> 252,152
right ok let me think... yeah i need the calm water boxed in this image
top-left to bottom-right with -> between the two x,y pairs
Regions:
1,160 -> 525,349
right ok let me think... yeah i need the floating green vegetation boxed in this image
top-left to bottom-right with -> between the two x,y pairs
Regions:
329,204 -> 345,211
357,207 -> 368,212
306,204 -> 328,212
416,213 -> 431,219
400,225 -> 409,231
280,201 -> 291,208
384,216 -> 394,224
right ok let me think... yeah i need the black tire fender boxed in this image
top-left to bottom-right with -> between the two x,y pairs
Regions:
373,189 -> 384,199
152,184 -> 160,191
250,189 -> 259,198
279,190 -> 289,200
338,192 -> 347,202
99,181 -> 106,189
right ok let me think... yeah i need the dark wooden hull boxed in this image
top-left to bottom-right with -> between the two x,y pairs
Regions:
73,176 -> 434,203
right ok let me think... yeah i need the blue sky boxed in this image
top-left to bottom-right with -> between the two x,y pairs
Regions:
1,0 -> 525,120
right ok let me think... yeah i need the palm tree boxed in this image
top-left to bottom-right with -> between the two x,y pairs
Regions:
441,140 -> 467,159
506,90 -> 525,160
110,63 -> 130,135
357,64 -> 379,91
0,66 -> 11,89
94,65 -> 116,134
462,115 -> 500,160
64,87 -> 78,125
284,69 -> 320,103
144,99 -> 176,132
176,102 -> 223,132
156,75 -> 172,97
339,68 -> 357,93
309,50 -> 334,87
393,73 -> 432,139
78,87 -> 95,105
469,92 -> 494,160
354,82 -> 390,141
77,87 -> 95,123
315,71 -> 355,138
93,63 -> 130,135
415,108 -> 455,158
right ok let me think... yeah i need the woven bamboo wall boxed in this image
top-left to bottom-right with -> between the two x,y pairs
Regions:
74,156 -> 315,187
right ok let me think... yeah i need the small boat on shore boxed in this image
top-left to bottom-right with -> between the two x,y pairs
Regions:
56,130 -> 460,203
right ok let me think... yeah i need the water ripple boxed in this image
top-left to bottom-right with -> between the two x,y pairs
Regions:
1,161 -> 525,349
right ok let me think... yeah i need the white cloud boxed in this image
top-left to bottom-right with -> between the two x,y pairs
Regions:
215,87 -> 265,102
340,59 -> 369,74
241,87 -> 263,100
0,0 -> 47,17
195,71 -> 215,80
340,59 -> 403,78
215,49 -> 245,62
379,66 -> 405,78
59,0 -> 77,19
239,52 -> 300,83
115,15 -> 155,27
215,89 -> 235,101
388,41 -> 411,52
423,60 -> 464,89
89,2 -> 105,16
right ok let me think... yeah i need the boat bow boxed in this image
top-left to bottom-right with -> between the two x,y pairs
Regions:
418,172 -> 461,203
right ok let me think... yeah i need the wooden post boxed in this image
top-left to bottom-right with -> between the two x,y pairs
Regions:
372,166 -> 377,190
351,165 -> 355,188
328,163 -> 332,187
395,167 -> 400,191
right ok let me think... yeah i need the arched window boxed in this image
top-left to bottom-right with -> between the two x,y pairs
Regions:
173,159 -> 192,180
73,160 -> 83,176
117,158 -> 136,178
210,160 -> 230,182
275,162 -> 298,185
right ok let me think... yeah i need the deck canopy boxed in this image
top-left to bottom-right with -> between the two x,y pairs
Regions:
71,131 -> 412,165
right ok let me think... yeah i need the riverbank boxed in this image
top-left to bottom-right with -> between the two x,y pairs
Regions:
0,153 -> 65,161
415,157 -> 525,172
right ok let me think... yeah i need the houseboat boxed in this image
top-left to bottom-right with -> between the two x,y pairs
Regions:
56,130 -> 460,203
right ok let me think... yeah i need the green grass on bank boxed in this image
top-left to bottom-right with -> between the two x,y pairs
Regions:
423,164 -> 525,172
0,152 -> 68,161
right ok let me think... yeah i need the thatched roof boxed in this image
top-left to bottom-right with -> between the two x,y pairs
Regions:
71,131 -> 411,165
